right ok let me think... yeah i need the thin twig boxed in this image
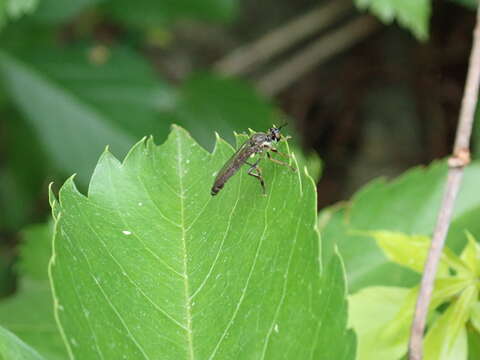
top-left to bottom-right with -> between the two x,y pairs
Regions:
256,16 -> 380,96
408,5 -> 480,360
214,0 -> 352,76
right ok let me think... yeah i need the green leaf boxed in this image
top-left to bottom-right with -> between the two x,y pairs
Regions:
467,326 -> 480,360
460,232 -> 480,276
0,280 -> 66,360
470,302 -> 480,334
0,46 -> 171,185
33,0 -> 103,23
103,0 -> 237,28
383,277 -> 474,339
320,161 -> 480,291
360,231 -> 432,273
0,114 -> 48,231
424,285 -> 477,360
0,43 -> 293,187
364,230 -> 470,276
349,286 -> 410,360
355,0 -> 431,40
447,207 -> 480,253
0,0 -> 39,28
0,324 -> 45,360
349,277 -> 473,360
0,221 -> 67,359
19,222 -> 54,281
49,126 -> 354,359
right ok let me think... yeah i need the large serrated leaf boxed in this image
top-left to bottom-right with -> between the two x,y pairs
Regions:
49,126 -> 354,359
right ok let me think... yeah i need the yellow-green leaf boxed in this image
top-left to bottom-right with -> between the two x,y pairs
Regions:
349,286 -> 409,360
460,231 -> 480,276
362,230 -> 468,275
424,285 -> 478,360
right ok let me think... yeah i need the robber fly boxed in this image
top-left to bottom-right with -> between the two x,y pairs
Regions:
211,124 -> 295,196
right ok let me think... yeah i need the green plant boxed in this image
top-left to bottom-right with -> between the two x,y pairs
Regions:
349,231 -> 480,360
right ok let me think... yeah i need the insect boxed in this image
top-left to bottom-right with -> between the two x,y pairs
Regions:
211,124 -> 295,196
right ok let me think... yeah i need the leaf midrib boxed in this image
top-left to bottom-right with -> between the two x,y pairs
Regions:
176,134 -> 195,360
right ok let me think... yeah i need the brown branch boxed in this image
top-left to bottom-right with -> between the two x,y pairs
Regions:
214,0 -> 352,76
255,16 -> 380,96
408,5 -> 480,360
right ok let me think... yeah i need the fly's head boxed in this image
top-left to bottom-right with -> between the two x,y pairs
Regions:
267,127 -> 281,143
267,123 -> 288,143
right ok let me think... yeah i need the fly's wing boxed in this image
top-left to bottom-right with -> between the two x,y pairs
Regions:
213,139 -> 254,184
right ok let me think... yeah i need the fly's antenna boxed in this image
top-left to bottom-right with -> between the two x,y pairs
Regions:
278,122 -> 288,130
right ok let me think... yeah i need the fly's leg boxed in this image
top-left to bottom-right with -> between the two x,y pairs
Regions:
246,159 -> 266,196
267,151 -> 296,172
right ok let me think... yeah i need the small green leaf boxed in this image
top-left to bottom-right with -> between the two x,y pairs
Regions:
349,277 -> 473,360
49,126 -> 354,358
460,232 -> 480,276
360,231 -> 432,273
364,230 -> 470,275
349,286 -> 410,360
355,0 -> 431,40
448,207 -> 480,253
0,324 -> 45,360
383,277 -> 474,340
467,326 -> 480,360
424,285 -> 477,360
470,302 -> 480,334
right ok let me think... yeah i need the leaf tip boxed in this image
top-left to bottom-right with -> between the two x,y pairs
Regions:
59,174 -> 86,205
49,182 -> 61,220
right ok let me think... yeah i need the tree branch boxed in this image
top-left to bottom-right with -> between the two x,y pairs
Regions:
408,5 -> 480,360
214,0 -> 352,76
256,16 -> 380,96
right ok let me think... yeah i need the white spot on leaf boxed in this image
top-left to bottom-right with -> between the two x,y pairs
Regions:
122,230 -> 132,235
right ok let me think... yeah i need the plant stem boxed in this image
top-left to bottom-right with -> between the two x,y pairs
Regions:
256,16 -> 380,96
214,1 -> 352,76
408,5 -> 480,360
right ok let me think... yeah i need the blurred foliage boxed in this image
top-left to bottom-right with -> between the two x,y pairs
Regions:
0,0 -> 39,28
451,0 -> 478,10
103,0 -> 237,28
0,222 -> 66,359
319,161 -> 480,293
350,231 -> 480,360
354,0 -> 431,40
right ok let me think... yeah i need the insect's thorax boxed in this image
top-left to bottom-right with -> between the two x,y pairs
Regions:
250,133 -> 274,151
